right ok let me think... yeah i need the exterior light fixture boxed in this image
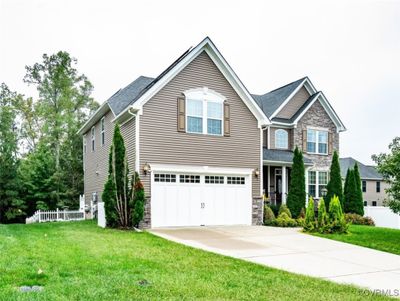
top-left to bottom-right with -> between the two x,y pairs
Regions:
321,187 -> 328,197
143,162 -> 151,175
254,168 -> 260,178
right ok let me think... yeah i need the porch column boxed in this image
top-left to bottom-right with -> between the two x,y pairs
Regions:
267,165 -> 271,197
282,166 -> 287,204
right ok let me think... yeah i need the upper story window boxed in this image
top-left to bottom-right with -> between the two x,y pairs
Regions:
185,88 -> 224,136
307,129 -> 328,154
362,180 -> 366,193
91,126 -> 95,152
275,129 -> 288,149
101,117 -> 105,147
376,181 -> 381,193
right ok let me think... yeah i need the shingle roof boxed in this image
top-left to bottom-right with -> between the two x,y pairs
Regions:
263,148 -> 313,165
107,46 -> 193,116
252,77 -> 306,118
339,157 -> 383,180
107,76 -> 154,115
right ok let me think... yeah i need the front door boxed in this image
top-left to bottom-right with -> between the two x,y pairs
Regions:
275,169 -> 282,204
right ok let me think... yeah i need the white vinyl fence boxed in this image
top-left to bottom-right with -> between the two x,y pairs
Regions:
26,209 -> 85,224
364,206 -> 400,230
97,202 -> 106,228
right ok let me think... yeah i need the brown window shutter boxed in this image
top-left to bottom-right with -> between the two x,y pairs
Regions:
328,132 -> 333,155
177,94 -> 185,132
224,102 -> 230,136
302,129 -> 307,151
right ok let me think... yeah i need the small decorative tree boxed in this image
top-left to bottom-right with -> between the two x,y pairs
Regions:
102,125 -> 131,228
263,205 -> 276,225
317,198 -> 329,233
343,167 -> 351,207
131,172 -> 145,228
353,163 -> 364,215
304,197 -> 315,232
329,195 -> 348,233
286,147 -> 306,218
326,151 -> 343,209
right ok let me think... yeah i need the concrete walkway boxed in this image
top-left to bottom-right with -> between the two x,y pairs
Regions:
151,226 -> 400,294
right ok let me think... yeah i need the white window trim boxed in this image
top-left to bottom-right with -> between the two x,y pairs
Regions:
184,87 -> 225,136
275,129 -> 288,149
307,128 -> 328,155
91,126 -> 95,152
101,117 -> 105,147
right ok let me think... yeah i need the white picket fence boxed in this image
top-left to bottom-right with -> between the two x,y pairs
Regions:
26,209 -> 85,224
364,206 -> 400,230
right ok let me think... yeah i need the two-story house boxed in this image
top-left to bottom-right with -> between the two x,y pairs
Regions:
78,37 -> 346,228
340,157 -> 389,206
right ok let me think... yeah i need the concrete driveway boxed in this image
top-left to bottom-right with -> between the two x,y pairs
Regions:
151,226 -> 400,294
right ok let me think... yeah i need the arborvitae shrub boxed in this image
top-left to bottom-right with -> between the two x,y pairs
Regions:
263,205 -> 276,225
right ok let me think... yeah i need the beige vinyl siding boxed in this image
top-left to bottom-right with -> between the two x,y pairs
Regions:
139,51 -> 261,198
276,87 -> 310,119
363,180 -> 389,206
83,110 -> 136,204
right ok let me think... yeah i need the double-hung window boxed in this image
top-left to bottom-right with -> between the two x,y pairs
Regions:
376,181 -> 381,193
91,127 -> 95,152
362,180 -> 366,193
185,88 -> 224,136
308,170 -> 328,198
101,117 -> 105,147
307,129 -> 328,154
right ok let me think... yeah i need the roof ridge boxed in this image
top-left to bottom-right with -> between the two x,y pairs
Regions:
260,76 -> 307,96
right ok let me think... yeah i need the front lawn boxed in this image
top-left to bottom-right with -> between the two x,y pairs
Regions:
313,225 -> 400,255
0,221 -> 392,300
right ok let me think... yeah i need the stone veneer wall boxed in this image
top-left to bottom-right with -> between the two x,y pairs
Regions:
252,197 -> 263,225
293,100 -> 339,169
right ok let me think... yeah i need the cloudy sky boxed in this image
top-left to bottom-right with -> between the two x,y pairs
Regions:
1,0 -> 399,164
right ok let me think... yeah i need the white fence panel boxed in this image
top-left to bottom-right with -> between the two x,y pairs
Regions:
364,206 -> 400,229
25,209 -> 85,224
97,202 -> 106,228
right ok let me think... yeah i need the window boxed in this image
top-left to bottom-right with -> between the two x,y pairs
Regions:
308,171 -> 316,197
207,102 -> 223,135
362,180 -> 366,193
364,201 -> 368,206
376,181 -> 381,193
275,129 -> 288,149
318,171 -> 328,197
227,176 -> 245,185
91,127 -> 95,152
308,170 -> 328,198
205,175 -> 224,184
187,99 -> 203,133
180,175 -> 200,183
101,117 -> 105,146
372,201 -> 377,206
307,129 -> 328,154
154,174 -> 176,183
185,88 -> 224,136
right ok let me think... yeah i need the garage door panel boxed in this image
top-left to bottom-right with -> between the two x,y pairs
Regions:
151,172 -> 252,228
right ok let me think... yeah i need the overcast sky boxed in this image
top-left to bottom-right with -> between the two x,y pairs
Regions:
1,0 -> 399,164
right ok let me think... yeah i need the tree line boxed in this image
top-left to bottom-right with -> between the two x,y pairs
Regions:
0,52 -> 98,223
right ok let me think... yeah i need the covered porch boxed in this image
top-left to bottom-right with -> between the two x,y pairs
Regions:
263,149 -> 313,206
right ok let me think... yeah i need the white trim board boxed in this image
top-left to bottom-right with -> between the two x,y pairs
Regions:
150,163 -> 253,175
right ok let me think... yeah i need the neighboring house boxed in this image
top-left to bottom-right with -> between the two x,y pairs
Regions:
339,157 -> 389,206
78,37 -> 345,228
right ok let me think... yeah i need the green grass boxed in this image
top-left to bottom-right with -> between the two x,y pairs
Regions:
313,224 -> 400,255
0,221 -> 392,301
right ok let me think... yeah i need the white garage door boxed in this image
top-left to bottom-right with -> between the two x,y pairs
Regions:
151,171 -> 252,228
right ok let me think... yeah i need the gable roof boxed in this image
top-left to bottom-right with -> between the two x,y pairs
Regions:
114,37 -> 270,126
253,77 -> 346,132
339,157 -> 383,180
252,77 -> 306,118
